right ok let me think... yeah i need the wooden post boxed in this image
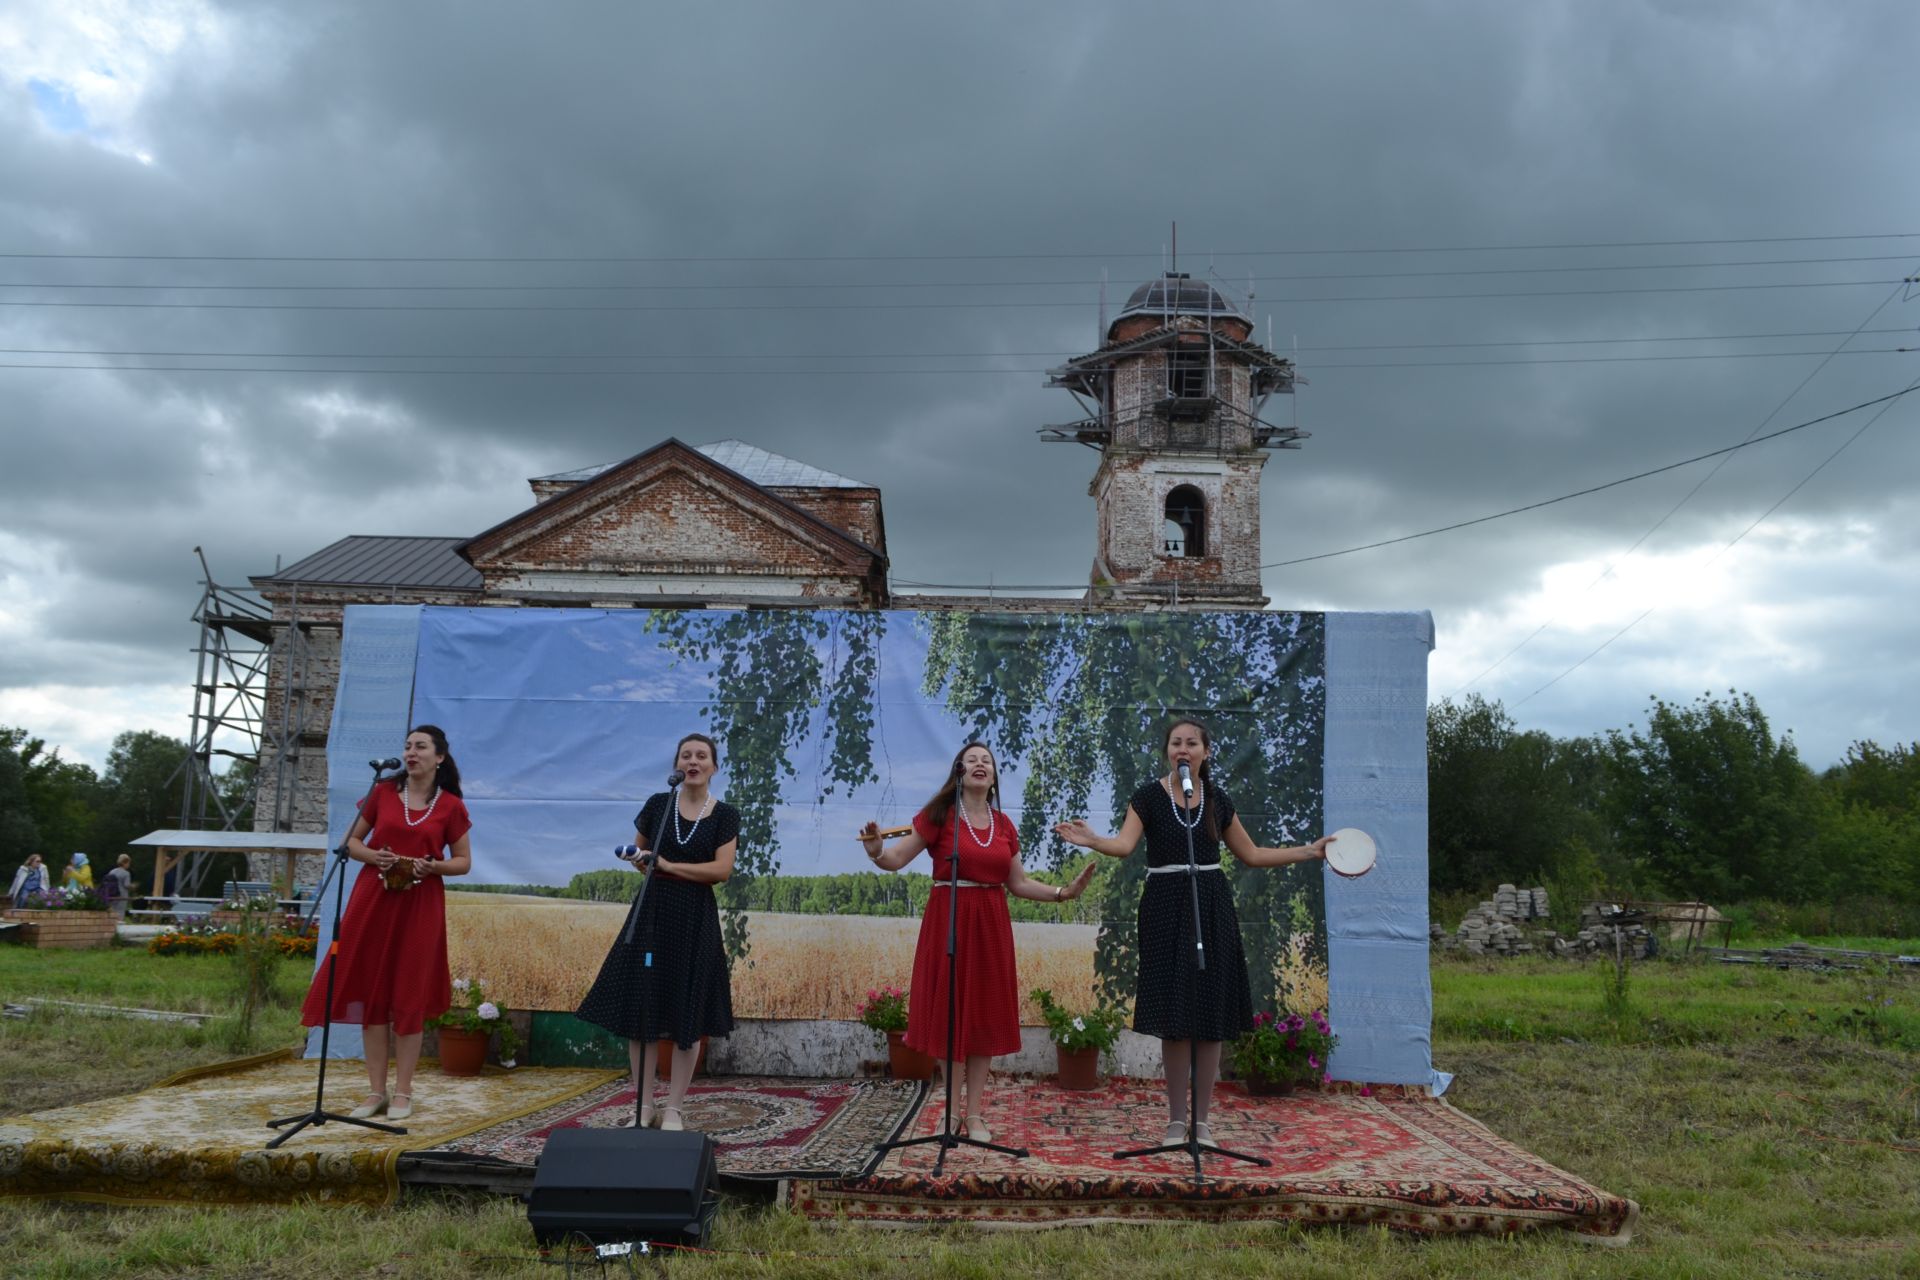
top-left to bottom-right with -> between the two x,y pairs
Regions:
151,847 -> 177,898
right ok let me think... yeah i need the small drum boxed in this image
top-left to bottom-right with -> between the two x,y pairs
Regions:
1325,828 -> 1378,879
381,861 -> 420,892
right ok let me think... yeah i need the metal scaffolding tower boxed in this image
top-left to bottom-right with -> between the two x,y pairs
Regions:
171,549 -> 316,895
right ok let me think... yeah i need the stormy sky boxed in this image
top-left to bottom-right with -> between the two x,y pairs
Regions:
2,0 -> 1916,772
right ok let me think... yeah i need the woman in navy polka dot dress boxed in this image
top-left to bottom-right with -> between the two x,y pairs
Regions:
1056,719 -> 1332,1145
577,733 -> 737,1133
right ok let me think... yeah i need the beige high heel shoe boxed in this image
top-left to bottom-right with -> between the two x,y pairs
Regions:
387,1092 -> 414,1121
348,1094 -> 387,1120
659,1106 -> 685,1132
965,1115 -> 993,1144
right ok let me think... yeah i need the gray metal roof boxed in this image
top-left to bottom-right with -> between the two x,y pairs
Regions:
264,536 -> 483,591
535,439 -> 869,490
129,830 -> 332,851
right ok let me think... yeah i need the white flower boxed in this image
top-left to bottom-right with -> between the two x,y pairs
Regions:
452,978 -> 471,994
1072,1017 -> 1086,1031
477,1001 -> 500,1021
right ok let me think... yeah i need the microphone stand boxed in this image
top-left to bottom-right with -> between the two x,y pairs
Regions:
1113,771 -> 1269,1181
618,773 -> 683,1128
878,779 -> 1027,1176
268,762 -> 409,1146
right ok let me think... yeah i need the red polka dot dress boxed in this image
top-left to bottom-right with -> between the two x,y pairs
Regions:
300,782 -> 469,1035
903,804 -> 1023,1060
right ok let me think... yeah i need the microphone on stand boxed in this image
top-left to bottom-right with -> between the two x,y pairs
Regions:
369,757 -> 402,772
667,769 -> 687,787
1176,760 -> 1195,799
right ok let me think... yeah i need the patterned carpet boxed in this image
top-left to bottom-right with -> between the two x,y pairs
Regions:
439,1076 -> 926,1180
0,1050 -> 621,1209
792,1078 -> 1638,1242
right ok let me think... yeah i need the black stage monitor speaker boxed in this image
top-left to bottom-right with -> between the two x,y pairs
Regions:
527,1128 -> 718,1247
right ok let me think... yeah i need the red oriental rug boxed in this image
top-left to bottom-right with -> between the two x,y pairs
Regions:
790,1078 -> 1637,1242
438,1076 -> 925,1181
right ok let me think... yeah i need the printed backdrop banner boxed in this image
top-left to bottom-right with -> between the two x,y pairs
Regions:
330,605 -> 1436,1085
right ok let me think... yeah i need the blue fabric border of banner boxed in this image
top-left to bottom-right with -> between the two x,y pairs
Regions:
1324,610 -> 1449,1092
304,605 -> 422,1060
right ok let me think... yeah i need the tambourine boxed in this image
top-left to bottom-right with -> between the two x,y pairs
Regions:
1325,828 -> 1378,879
380,861 -> 421,892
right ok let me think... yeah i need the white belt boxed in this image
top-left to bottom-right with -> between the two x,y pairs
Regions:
933,880 -> 1003,889
1148,862 -> 1224,875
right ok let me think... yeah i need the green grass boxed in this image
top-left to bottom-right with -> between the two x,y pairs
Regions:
4,945 -> 1920,1277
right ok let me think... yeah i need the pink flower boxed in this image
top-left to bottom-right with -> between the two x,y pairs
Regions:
1285,1034 -> 1297,1048
1359,1084 -> 1373,1097
1307,1054 -> 1319,1069
1322,1073 -> 1332,1085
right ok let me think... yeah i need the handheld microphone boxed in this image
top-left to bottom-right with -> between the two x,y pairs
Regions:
1176,760 -> 1194,798
370,757 -> 402,772
667,769 -> 687,787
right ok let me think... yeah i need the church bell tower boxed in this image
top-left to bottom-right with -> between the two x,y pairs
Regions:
1044,272 -> 1303,608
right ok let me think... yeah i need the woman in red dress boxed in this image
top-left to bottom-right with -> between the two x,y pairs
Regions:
860,742 -> 1093,1142
299,724 -> 472,1122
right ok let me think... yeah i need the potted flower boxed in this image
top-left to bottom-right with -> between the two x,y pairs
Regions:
1230,1008 -> 1337,1095
1030,988 -> 1126,1090
858,986 -> 929,1080
428,978 -> 521,1075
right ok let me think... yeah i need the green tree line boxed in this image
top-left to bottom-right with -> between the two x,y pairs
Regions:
1429,690 -> 1920,922
556,866 -> 1109,924
1,727 -> 249,896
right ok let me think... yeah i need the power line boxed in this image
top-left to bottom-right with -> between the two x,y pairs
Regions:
888,384 -> 1920,594
0,277 -> 1902,313
0,349 -> 1907,378
3,231 -> 1917,264
1257,384 -> 1920,570
3,326 -> 1910,362
1451,272 -> 1918,699
1511,373 -> 1920,707
2,254 -> 1911,292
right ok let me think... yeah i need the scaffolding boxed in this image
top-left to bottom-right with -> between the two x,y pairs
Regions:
170,549 -> 316,896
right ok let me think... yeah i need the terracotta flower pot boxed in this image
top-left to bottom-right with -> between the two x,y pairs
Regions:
886,1030 -> 934,1080
437,1026 -> 490,1076
653,1036 -> 709,1077
1243,1075 -> 1299,1097
1055,1045 -> 1101,1091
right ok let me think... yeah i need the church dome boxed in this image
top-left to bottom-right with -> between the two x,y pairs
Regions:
1116,273 -> 1239,321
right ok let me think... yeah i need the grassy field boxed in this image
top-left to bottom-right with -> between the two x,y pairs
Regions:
3,938 -> 1918,1277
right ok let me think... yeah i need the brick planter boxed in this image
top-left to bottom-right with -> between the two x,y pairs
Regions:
5,909 -> 117,949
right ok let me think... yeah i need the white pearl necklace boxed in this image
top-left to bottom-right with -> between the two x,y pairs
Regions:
1164,777 -> 1205,831
672,788 -> 714,845
959,796 -> 995,848
400,784 -> 440,827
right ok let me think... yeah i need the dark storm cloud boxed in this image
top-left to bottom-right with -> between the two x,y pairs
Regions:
2,0 -> 1917,766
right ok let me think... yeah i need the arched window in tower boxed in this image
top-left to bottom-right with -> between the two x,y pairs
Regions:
1164,485 -> 1206,557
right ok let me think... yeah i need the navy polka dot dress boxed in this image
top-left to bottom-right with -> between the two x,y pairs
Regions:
1128,780 -> 1255,1041
576,791 -> 737,1049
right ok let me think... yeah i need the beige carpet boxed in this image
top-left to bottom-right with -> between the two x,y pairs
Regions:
0,1049 -> 620,1208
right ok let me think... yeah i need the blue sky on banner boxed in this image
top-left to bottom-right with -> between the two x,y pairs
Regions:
411,608 -> 1037,884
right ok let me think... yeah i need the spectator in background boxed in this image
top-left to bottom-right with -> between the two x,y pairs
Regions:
9,853 -> 48,907
63,852 -> 94,892
103,854 -> 135,919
